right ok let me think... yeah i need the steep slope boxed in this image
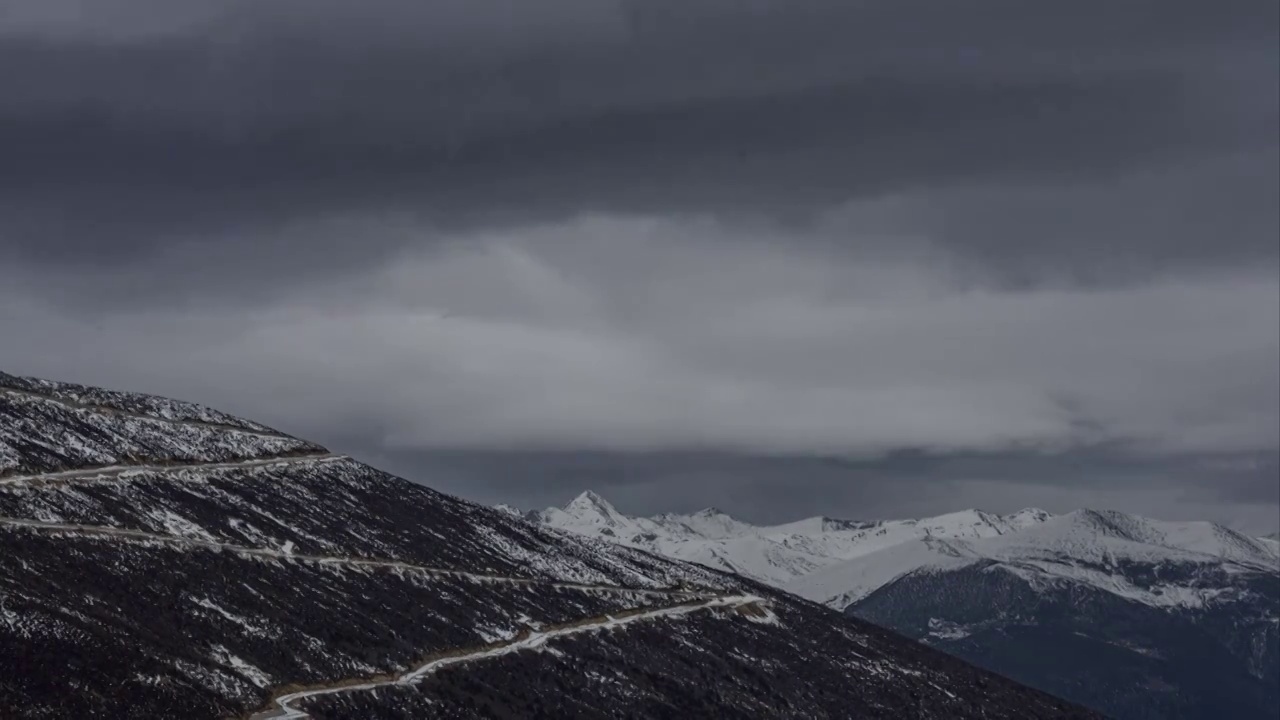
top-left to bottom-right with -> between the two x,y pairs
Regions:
793,510 -> 1280,720
532,491 -> 1052,585
0,372 -> 1098,719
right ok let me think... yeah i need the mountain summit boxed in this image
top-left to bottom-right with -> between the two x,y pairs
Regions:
564,489 -> 621,516
531,489 -> 1279,720
535,493 -> 1056,586
0,372 -> 1097,719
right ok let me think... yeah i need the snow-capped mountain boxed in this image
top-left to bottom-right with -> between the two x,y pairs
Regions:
528,491 -> 1279,719
838,510 -> 1279,719
0,371 -> 1097,719
531,490 -> 1053,586
788,508 -> 1280,609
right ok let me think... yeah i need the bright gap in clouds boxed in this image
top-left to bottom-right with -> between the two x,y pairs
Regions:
5,212 -> 1276,459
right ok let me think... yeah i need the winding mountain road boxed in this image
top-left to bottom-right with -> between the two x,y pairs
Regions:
0,514 -> 710,597
0,451 -> 347,486
2,447 -> 746,720
247,594 -> 768,720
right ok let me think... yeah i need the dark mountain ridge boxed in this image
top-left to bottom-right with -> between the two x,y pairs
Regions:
0,371 -> 1098,719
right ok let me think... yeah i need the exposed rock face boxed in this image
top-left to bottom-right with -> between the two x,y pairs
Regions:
0,372 -> 1098,719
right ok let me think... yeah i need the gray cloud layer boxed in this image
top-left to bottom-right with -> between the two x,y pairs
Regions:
5,1 -> 1275,265
2,0 -> 1276,529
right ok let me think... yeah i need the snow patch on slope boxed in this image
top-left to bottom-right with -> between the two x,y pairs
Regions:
211,644 -> 272,688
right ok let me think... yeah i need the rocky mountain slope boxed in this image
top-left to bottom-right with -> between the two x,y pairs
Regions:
0,371 -> 1097,719
530,492 -> 1280,719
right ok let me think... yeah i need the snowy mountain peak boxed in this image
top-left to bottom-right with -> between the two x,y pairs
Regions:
1071,508 -> 1153,541
1045,508 -> 1280,567
505,485 -> 1275,719
1005,507 -> 1053,527
525,491 -> 1061,585
564,490 -> 619,516
910,508 -> 1033,538
678,506 -> 756,539
789,506 -> 1280,612
534,490 -> 648,541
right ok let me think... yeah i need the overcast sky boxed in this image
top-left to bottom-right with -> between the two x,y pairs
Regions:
2,0 -> 1277,532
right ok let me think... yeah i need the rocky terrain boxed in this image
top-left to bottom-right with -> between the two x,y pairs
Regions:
0,371 -> 1097,719
532,491 -> 1279,719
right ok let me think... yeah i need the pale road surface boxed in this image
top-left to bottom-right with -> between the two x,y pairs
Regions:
248,594 -> 767,720
0,514 -> 706,597
3,448 -> 738,720
0,452 -> 347,486
1,454 -> 704,596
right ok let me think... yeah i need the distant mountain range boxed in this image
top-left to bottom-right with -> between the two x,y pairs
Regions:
526,491 -> 1280,719
0,371 -> 1098,719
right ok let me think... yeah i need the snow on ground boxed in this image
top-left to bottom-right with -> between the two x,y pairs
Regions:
192,596 -> 263,635
532,490 -> 1053,586
529,492 -> 1277,612
786,538 -> 977,608
1260,536 -> 1280,555
261,594 -> 770,719
146,509 -> 218,542
788,509 -> 1279,608
212,644 -> 273,688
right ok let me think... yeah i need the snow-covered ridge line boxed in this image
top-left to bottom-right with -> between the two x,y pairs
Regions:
0,386 -> 295,440
0,451 -> 345,484
249,594 -> 769,720
785,508 -> 1280,609
0,516 -> 711,598
531,491 -> 1278,612
530,490 -> 1055,586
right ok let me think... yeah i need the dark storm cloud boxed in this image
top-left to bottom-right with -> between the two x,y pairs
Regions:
2,74 -> 1236,287
1,0 -> 1277,527
1,0 -> 1276,283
